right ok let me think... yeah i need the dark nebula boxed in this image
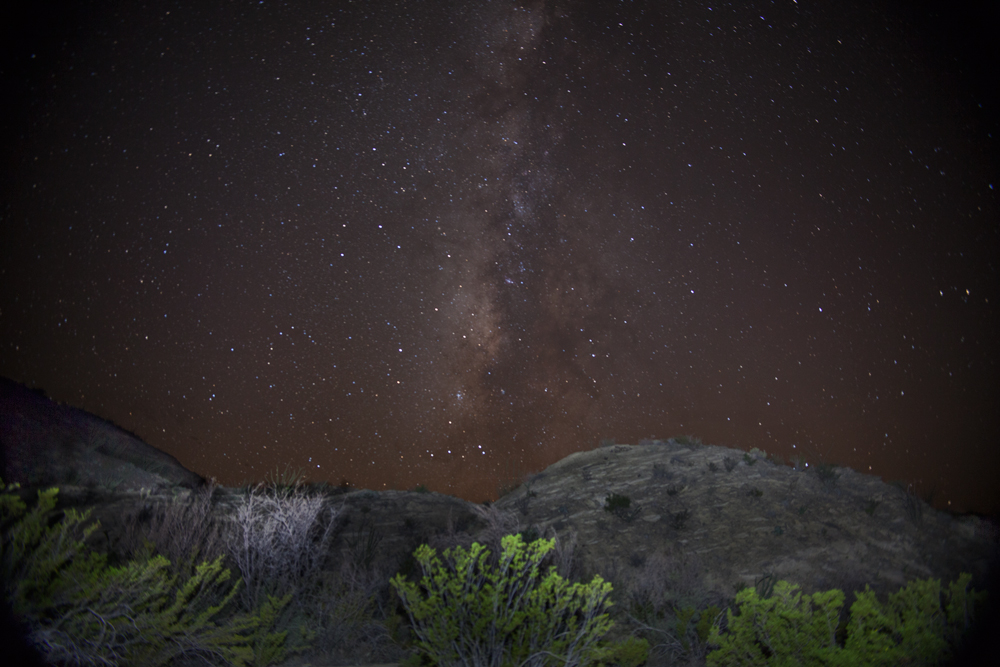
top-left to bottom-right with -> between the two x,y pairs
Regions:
2,0 -> 997,512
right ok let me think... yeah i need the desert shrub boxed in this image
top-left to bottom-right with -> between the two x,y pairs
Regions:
121,479 -> 226,575
723,457 -> 738,473
652,463 -> 671,480
618,547 -> 717,665
742,453 -> 757,466
346,514 -> 384,572
515,486 -> 536,516
667,604 -> 723,660
754,573 -> 776,599
308,558 -> 405,665
0,480 -> 287,667
471,503 -> 521,565
227,483 -> 342,611
902,483 -> 926,525
706,574 -> 987,666
519,525 -> 541,545
497,458 -> 532,499
814,462 -> 839,486
672,435 -> 703,448
605,493 -> 641,523
390,534 -> 616,667
264,463 -> 307,490
864,497 -> 882,517
595,635 -> 650,667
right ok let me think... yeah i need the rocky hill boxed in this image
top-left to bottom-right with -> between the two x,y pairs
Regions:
491,439 -> 998,606
2,379 -> 998,665
0,377 -> 204,490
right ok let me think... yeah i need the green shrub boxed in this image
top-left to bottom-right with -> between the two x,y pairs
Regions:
708,580 -> 843,666
390,534 -> 615,667
0,480 -> 290,667
706,574 -> 987,666
841,573 -> 986,665
672,604 -> 722,655
594,635 -> 649,667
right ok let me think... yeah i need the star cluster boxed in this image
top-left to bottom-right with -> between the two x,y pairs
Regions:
2,0 -> 997,512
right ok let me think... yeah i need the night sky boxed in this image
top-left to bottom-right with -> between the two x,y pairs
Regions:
2,1 -> 997,513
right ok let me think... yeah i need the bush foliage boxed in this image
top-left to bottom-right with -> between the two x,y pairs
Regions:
706,574 -> 987,666
0,480 -> 289,667
390,534 -> 619,667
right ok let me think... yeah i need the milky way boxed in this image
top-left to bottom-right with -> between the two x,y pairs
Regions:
2,0 -> 997,512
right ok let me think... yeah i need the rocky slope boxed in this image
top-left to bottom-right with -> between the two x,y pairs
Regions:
3,381 -> 998,665
490,440 -> 997,604
1,378 -> 204,490
3,378 -> 996,604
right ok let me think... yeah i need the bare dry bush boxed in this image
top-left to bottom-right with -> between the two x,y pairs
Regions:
470,502 -> 520,567
618,546 -> 720,666
425,507 -> 478,555
310,559 -> 407,665
227,484 -> 343,611
121,480 -> 225,571
544,526 -> 578,580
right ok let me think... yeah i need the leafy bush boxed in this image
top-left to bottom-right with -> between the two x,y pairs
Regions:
390,534 -> 616,667
0,480 -> 288,667
706,574 -> 987,666
594,635 -> 649,667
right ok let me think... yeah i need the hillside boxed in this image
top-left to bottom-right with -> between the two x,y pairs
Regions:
1,379 -> 998,665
